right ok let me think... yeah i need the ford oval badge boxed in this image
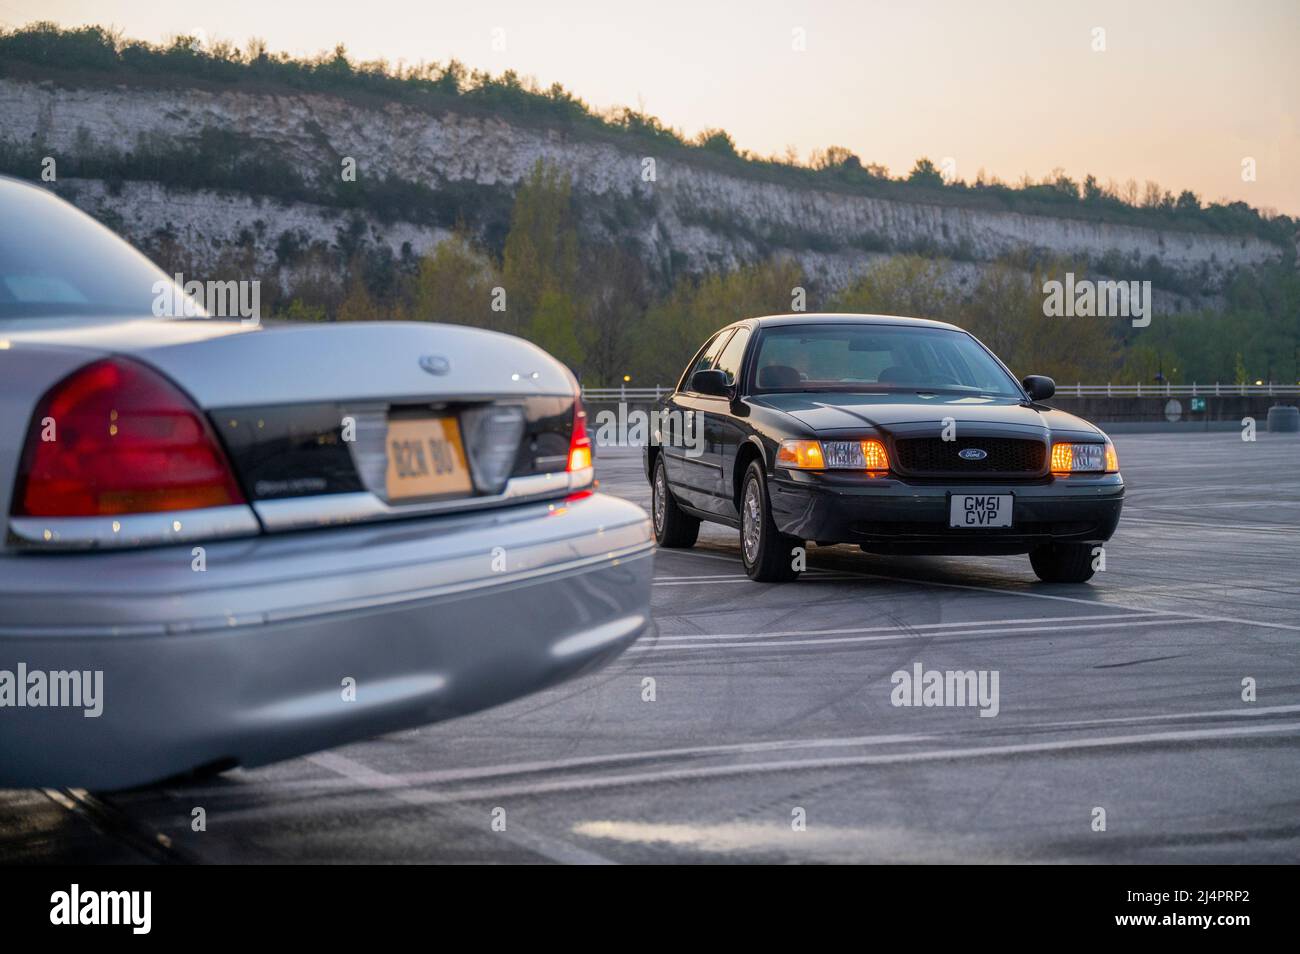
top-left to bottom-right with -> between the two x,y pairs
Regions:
958,447 -> 988,461
419,354 -> 451,376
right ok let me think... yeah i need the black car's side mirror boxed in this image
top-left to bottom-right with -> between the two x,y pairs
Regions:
1021,375 -> 1056,401
691,369 -> 732,396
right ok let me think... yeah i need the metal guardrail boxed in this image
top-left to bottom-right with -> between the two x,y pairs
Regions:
582,384 -> 1300,400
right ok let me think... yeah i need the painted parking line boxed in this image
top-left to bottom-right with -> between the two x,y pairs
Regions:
265,703 -> 1300,795
837,569 -> 1300,634
313,721 -> 1300,805
306,751 -> 618,865
633,615 -> 1214,652
1120,517 -> 1299,535
658,540 -> 1300,632
1028,703 -> 1300,730
654,575 -> 862,586
650,611 -> 1168,642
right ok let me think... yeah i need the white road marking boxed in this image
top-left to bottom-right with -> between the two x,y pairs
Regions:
306,751 -> 618,865
661,540 -> 1300,631
651,611 -> 1166,642
655,575 -> 860,586
1129,500 -> 1300,510
844,571 -> 1300,634
367,733 -> 928,787
1121,517 -> 1299,534
324,721 -> 1300,805
1030,703 -> 1300,730
656,548 -> 747,565
634,615 -> 1215,651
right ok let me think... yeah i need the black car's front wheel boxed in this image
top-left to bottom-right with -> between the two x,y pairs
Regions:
652,454 -> 700,548
1029,542 -> 1097,583
739,461 -> 803,582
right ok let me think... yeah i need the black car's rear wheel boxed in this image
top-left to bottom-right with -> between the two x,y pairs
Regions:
652,454 -> 700,548
740,461 -> 802,582
1029,542 -> 1097,583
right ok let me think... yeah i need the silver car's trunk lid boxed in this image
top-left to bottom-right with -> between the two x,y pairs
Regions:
100,320 -> 577,406
4,318 -> 590,547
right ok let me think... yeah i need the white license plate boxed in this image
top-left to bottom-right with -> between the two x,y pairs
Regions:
949,494 -> 1013,528
385,415 -> 473,501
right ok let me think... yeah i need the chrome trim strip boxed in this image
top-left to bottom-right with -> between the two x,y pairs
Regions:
254,467 -> 595,531
7,505 -> 261,550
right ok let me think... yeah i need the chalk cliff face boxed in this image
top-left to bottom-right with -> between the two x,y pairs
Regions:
0,77 -> 1285,295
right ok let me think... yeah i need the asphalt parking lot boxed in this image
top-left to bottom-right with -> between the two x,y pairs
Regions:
3,430 -> 1298,864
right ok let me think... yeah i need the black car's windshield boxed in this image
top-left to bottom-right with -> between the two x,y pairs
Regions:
752,324 -> 1022,397
0,178 -> 190,321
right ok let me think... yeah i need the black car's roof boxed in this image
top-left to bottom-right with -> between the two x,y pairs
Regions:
736,313 -> 963,332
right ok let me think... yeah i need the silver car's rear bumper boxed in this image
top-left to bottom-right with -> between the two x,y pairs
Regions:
0,492 -> 654,790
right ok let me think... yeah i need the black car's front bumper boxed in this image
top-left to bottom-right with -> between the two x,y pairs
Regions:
768,469 -> 1124,555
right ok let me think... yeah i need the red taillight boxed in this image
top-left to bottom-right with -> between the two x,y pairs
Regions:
567,395 -> 592,472
13,357 -> 245,517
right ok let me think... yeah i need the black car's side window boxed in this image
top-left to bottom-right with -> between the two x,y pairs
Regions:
679,329 -> 733,391
714,327 -> 752,389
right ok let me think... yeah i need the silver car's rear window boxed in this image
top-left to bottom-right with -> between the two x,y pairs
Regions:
0,178 -> 181,321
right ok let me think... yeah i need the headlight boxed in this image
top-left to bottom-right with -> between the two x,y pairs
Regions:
777,439 -> 890,473
1051,439 -> 1117,474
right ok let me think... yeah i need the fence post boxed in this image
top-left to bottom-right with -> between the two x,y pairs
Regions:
1215,381 -> 1220,396
1192,382 -> 1197,396
1136,381 -> 1142,397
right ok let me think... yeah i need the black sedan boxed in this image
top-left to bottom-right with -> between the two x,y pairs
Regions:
644,314 -> 1123,583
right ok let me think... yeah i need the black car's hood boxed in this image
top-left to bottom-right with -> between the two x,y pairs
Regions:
752,391 -> 1103,438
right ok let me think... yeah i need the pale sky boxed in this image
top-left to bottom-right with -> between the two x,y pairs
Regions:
5,0 -> 1297,215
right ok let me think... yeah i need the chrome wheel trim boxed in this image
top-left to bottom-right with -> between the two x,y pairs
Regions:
741,479 -> 762,564
653,466 -> 667,536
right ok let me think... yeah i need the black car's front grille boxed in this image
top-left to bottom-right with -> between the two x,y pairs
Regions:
893,437 -> 1046,476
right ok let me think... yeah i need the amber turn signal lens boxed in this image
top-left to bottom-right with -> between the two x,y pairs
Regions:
1050,442 -> 1074,474
860,438 -> 890,472
776,440 -> 825,469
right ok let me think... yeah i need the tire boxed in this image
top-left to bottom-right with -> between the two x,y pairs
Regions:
739,461 -> 803,582
652,454 -> 700,548
1029,542 -> 1097,583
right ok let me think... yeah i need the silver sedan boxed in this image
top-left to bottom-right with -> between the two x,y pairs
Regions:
0,176 -> 654,790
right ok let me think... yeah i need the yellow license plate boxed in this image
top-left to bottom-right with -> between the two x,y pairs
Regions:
385,416 -> 472,501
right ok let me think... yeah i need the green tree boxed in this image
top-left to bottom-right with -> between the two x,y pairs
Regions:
402,231 -> 502,329
907,157 -> 944,188
633,258 -> 804,385
529,288 -> 584,370
336,265 -> 384,322
582,245 -> 650,386
501,160 -> 579,339
696,128 -> 738,158
975,259 -> 1119,382
831,255 -> 955,320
